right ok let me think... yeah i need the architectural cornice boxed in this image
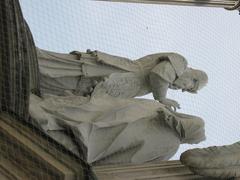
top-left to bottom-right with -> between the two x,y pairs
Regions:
96,0 -> 240,10
94,160 -> 221,180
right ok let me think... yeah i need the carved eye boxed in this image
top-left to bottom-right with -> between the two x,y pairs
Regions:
191,79 -> 199,91
193,78 -> 198,83
158,56 -> 168,62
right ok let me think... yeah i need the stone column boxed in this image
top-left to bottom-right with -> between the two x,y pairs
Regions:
0,0 -> 40,120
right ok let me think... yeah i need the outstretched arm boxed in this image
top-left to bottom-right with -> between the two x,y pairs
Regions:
149,72 -> 168,100
149,72 -> 180,111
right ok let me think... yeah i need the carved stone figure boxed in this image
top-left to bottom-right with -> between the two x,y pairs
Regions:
37,48 -> 208,111
180,142 -> 240,179
28,48 -> 208,165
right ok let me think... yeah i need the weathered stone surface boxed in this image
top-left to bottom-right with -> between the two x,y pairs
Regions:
0,113 -> 96,180
94,160 -> 224,180
31,48 -> 208,164
181,143 -> 240,179
0,0 -> 40,120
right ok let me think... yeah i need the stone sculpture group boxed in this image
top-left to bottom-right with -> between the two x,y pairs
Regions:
2,0 -> 240,178
31,48 -> 240,178
29,48 -> 208,165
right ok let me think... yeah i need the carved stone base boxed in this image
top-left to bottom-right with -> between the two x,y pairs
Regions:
94,160 -> 240,180
0,113 -> 96,180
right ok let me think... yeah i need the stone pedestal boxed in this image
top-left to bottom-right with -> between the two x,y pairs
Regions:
0,114 -> 96,180
94,160 -> 239,180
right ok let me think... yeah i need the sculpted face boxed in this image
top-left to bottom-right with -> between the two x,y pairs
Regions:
173,75 -> 197,93
172,68 -> 208,93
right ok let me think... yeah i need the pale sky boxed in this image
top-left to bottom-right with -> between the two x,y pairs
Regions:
20,0 -> 240,160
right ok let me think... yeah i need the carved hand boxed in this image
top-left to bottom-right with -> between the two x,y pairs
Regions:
159,98 -> 180,112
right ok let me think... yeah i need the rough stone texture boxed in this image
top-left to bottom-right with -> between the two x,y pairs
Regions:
181,142 -> 240,179
0,1 -> 96,179
0,113 -> 97,180
0,0 -> 40,120
94,160 -> 224,180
